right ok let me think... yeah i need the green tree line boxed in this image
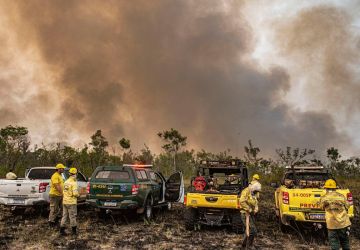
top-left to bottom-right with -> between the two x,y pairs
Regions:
0,125 -> 359,181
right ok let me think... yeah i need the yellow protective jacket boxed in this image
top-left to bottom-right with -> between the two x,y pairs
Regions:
49,172 -> 64,196
63,176 -> 80,205
320,191 -> 351,230
239,187 -> 258,213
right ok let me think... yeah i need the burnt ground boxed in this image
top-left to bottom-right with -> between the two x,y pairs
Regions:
0,186 -> 359,250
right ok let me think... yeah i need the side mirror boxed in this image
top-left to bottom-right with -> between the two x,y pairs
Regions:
270,182 -> 279,188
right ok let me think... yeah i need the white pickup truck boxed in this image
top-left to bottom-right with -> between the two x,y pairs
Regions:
0,167 -> 88,209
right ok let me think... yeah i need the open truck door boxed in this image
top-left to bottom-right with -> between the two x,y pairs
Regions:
165,171 -> 184,203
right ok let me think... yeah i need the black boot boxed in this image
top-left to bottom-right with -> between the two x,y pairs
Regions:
55,216 -> 61,224
248,235 -> 255,248
241,236 -> 248,249
60,227 -> 67,236
72,226 -> 77,235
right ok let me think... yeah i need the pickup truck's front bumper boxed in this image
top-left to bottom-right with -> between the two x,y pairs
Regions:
86,199 -> 140,210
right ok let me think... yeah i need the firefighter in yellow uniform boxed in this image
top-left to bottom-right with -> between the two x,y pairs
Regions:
60,167 -> 80,236
250,174 -> 261,199
239,181 -> 261,249
49,163 -> 65,227
251,174 -> 260,185
320,179 -> 351,250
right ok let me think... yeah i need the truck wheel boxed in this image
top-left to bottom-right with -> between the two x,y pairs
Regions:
10,207 -> 26,216
278,216 -> 290,233
231,212 -> 244,234
40,206 -> 49,217
97,208 -> 107,219
144,198 -> 153,221
184,207 -> 197,231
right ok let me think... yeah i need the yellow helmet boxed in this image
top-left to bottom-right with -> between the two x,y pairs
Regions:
69,168 -> 77,175
56,163 -> 65,169
323,179 -> 337,189
252,174 -> 260,180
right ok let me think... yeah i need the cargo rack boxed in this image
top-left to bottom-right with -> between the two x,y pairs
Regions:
285,165 -> 325,172
199,160 -> 244,167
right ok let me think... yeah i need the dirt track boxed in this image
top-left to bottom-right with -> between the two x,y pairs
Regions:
0,187 -> 359,250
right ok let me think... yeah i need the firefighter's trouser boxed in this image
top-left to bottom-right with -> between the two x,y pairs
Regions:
328,227 -> 350,250
240,212 -> 257,236
49,195 -> 62,222
61,204 -> 77,228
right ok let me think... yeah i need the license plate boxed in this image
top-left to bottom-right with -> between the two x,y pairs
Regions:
11,199 -> 25,205
309,213 -> 325,220
104,202 -> 117,207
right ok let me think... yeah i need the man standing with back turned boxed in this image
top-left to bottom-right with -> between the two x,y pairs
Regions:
320,179 -> 351,250
60,167 -> 80,236
49,163 -> 65,227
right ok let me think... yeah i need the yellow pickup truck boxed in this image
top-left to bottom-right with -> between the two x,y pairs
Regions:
184,160 -> 249,233
274,166 -> 354,231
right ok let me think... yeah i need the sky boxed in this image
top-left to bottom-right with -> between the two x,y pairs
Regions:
0,0 -> 359,158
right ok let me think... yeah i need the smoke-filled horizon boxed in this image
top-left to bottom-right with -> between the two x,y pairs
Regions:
0,0 -> 359,158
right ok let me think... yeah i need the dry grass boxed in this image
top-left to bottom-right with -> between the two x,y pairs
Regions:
0,183 -> 359,249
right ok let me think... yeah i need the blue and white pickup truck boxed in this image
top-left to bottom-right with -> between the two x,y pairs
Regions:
0,167 -> 88,210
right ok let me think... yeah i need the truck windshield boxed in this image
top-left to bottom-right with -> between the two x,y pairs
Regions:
28,169 -> 56,179
95,170 -> 132,181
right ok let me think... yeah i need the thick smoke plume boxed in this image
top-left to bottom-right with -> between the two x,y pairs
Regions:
0,0 -> 355,156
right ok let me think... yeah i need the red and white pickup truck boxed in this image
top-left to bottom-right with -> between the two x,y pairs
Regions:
0,167 -> 88,209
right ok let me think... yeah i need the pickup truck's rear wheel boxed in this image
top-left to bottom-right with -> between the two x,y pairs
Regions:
97,208 -> 107,220
278,215 -> 291,233
184,207 -> 197,230
231,212 -> 244,234
144,197 -> 153,220
10,207 -> 26,216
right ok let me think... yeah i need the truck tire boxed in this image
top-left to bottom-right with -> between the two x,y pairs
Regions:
10,207 -> 26,216
278,215 -> 290,233
97,208 -> 107,219
184,207 -> 197,231
143,197 -> 153,221
231,212 -> 244,234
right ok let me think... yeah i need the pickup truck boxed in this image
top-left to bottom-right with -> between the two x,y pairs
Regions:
184,160 -> 248,233
86,164 -> 184,220
274,166 -> 354,231
0,167 -> 88,211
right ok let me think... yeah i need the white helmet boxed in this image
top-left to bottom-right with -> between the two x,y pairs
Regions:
249,182 -> 261,192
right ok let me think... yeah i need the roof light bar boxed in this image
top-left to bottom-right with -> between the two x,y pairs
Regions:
123,164 -> 153,168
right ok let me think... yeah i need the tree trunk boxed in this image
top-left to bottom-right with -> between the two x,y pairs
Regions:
173,151 -> 176,172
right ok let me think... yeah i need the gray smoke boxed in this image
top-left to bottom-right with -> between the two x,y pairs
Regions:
0,0 -> 354,156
